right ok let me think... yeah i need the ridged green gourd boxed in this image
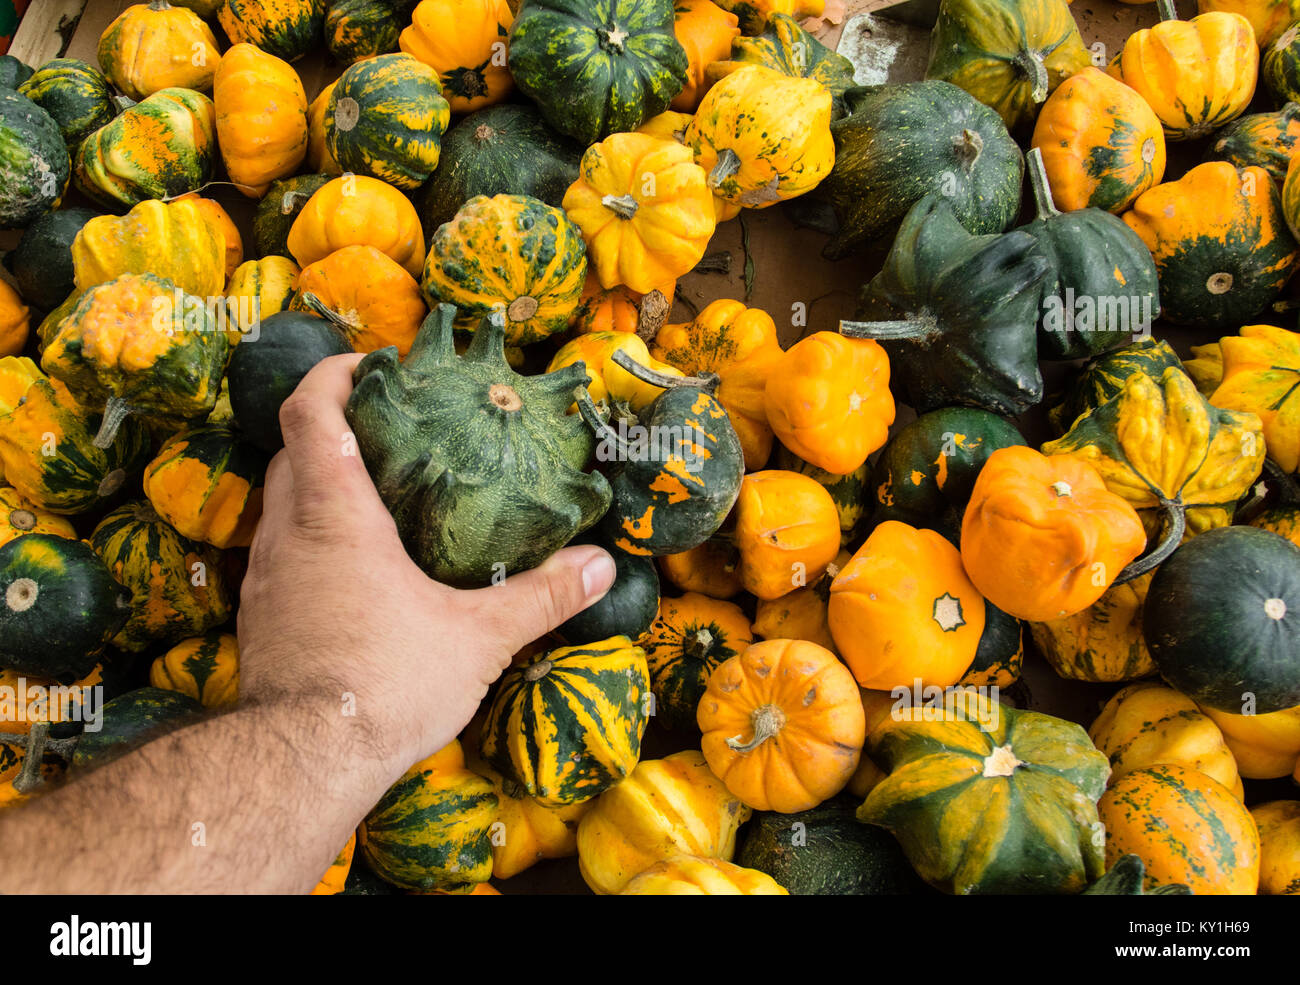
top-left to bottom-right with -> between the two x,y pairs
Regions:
344,304 -> 612,587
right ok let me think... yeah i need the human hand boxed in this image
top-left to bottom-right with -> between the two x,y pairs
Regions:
236,353 -> 618,778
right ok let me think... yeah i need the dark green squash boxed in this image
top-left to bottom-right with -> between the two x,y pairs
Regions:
18,59 -> 116,154
325,52 -> 449,191
960,600 -> 1024,689
842,193 -> 1049,417
227,307 -> 354,453
252,172 -> 332,259
4,206 -> 101,312
507,0 -> 688,145
737,796 -> 930,895
708,13 -> 856,120
70,686 -> 203,770
0,54 -> 33,90
0,534 -> 132,681
818,81 -> 1023,259
324,0 -> 402,64
340,852 -> 400,895
219,0 -> 327,63
1145,526 -> 1300,715
1263,22 -> 1300,107
416,104 -> 583,240
575,352 -> 743,557
0,88 -> 69,229
1022,147 -> 1160,361
556,528 -> 660,645
1206,103 -> 1300,183
869,405 -> 1025,540
345,304 -> 612,587
1047,336 -> 1185,435
1081,854 -> 1193,895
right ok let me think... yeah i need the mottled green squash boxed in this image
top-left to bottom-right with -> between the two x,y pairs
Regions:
1206,103 -> 1300,183
0,534 -> 132,681
218,0 -> 326,62
251,172 -> 331,259
1047,337 -> 1184,434
1082,854 -> 1193,895
5,206 -> 101,312
556,529 -> 660,645
345,305 -> 612,587
325,0 -> 402,63
71,686 -> 203,769
18,59 -> 116,153
0,88 -> 69,229
0,54 -> 33,89
507,0 -> 689,145
960,601 -> 1024,689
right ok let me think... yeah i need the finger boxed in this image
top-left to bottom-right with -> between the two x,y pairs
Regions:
468,546 -> 617,655
277,352 -> 377,509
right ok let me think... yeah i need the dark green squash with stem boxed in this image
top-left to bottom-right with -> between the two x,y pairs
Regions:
5,206 -> 101,312
1082,854 -> 1192,895
841,193 -> 1049,417
1022,147 -> 1160,361
18,59 -> 116,154
252,172 -> 332,259
345,304 -> 612,587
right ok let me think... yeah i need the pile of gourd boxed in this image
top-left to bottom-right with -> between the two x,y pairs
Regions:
0,0 -> 1298,897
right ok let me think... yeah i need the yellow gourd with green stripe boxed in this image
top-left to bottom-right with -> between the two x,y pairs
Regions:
149,631 -> 240,707
0,487 -> 77,546
1208,323 -> 1300,473
547,332 -> 683,411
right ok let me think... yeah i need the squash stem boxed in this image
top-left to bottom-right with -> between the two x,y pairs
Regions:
683,628 -> 715,661
636,289 -> 670,343
1113,498 -> 1185,584
708,149 -> 742,191
92,396 -> 131,450
601,194 -> 639,220
1155,0 -> 1178,22
296,291 -> 355,333
1025,147 -> 1060,220
839,316 -> 937,342
1015,51 -> 1050,106
573,386 -> 632,457
609,348 -> 720,394
725,704 -> 786,753
953,129 -> 984,172
13,721 -> 49,795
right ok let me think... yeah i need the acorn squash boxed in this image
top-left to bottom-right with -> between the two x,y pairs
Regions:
218,0 -> 326,62
0,89 -> 69,229
5,207 -> 99,314
71,686 -> 203,770
555,529 -> 659,645
17,59 -> 115,154
326,0 -> 402,63
1207,101 -> 1300,181
149,631 -> 239,707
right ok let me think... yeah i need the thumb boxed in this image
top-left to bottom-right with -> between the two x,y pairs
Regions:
477,545 -> 617,655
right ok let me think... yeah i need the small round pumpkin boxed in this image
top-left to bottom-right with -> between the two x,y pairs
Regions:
305,80 -> 342,175
1197,0 -> 1300,47
1097,763 -> 1260,895
829,521 -> 985,690
732,470 -> 841,602
698,638 -> 865,814
620,854 -> 788,894
1251,799 -> 1300,895
423,194 -> 587,347
657,539 -> 743,599
764,332 -> 894,476
224,255 -> 300,338
671,0 -> 740,112
149,630 -> 240,707
287,174 -> 425,278
563,131 -> 717,295
1199,701 -> 1300,779
213,42 -> 309,197
960,445 -> 1148,622
98,1 -> 221,100
291,245 -> 427,356
398,0 -> 514,114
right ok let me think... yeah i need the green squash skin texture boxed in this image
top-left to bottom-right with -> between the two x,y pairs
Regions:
1083,113 -> 1159,213
158,422 -> 269,501
0,88 -> 70,229
0,534 -> 132,681
6,206 -> 101,312
18,59 -> 116,154
1049,336 -> 1184,434
557,530 -> 659,644
417,104 -> 583,238
362,766 -> 498,892
50,273 -> 229,431
1145,526 -> 1300,715
0,54 -> 33,90
1082,854 -> 1192,895
252,172 -> 332,259
721,14 -> 857,120
71,687 -> 203,770
222,0 -> 326,63
508,0 -> 689,146
870,405 -> 1024,539
227,309 -> 353,453
819,81 -> 1023,260
326,53 -> 450,190
324,0 -> 402,64
345,305 -> 612,587
340,853 -> 399,895
859,699 -> 1110,895
1205,104 -> 1300,184
853,193 -> 1048,417
1263,26 -> 1300,107
643,605 -> 748,732
962,599 -> 1023,688
737,797 -> 931,895
594,386 -> 744,557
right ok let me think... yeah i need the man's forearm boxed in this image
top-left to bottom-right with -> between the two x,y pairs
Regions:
0,688 -> 403,894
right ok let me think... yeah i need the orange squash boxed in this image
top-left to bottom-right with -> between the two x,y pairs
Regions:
698,638 -> 865,814
652,299 -> 784,470
1197,0 -> 1300,47
672,0 -> 741,112
305,79 -> 342,175
213,42 -> 308,197
398,0 -> 514,114
1209,323 -> 1300,473
172,193 -> 244,282
657,539 -> 743,599
1251,799 -> 1300,895
0,278 -> 30,358
568,268 -> 675,336
1098,763 -> 1260,895
764,331 -> 894,476
0,486 -> 77,547
97,0 -> 221,101
960,446 -> 1147,622
1199,701 -> 1300,779
620,854 -> 788,894
310,832 -> 356,895
732,470 -> 840,601
751,549 -> 849,654
287,174 -> 426,278
291,245 -> 427,356
828,521 -> 985,690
